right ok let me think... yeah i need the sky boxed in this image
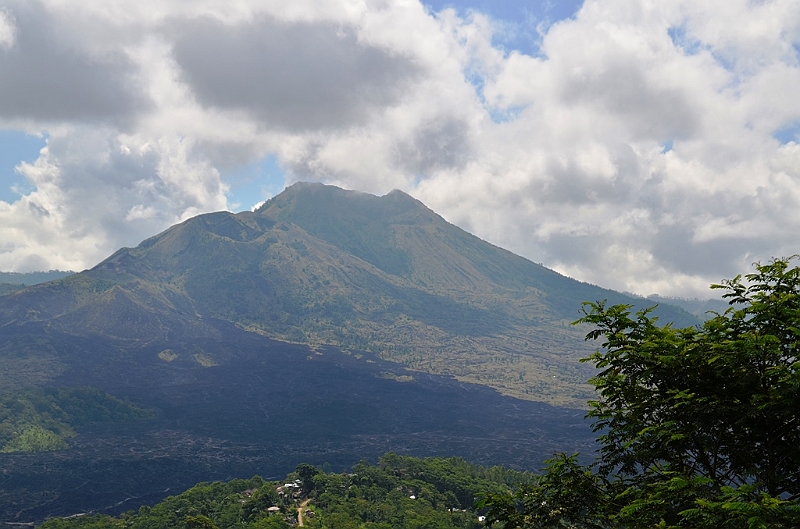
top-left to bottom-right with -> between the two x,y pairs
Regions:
0,0 -> 799,298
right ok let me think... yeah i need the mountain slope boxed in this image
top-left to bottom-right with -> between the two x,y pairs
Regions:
0,182 -> 695,405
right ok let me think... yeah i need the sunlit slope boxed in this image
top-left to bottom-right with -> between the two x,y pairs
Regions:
0,183 -> 695,405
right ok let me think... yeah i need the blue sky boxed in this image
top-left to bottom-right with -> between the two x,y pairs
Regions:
773,123 -> 800,145
226,155 -> 287,212
0,130 -> 45,203
424,0 -> 584,56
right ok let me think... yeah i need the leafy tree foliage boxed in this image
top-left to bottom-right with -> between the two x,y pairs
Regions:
482,258 -> 800,528
296,462 -> 321,496
479,453 -> 612,529
304,454 -> 514,529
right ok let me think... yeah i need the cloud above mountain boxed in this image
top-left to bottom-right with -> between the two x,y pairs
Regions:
171,16 -> 421,131
0,0 -> 799,297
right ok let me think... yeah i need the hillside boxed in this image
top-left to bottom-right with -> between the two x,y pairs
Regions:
0,182 -> 695,406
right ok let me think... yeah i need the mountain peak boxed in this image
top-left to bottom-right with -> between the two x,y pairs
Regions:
256,182 -> 426,218
0,183 -> 697,406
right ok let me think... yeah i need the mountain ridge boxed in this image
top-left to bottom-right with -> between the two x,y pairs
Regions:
0,182 -> 696,405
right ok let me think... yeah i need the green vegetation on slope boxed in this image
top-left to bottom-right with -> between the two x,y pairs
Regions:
0,387 -> 152,453
0,283 -> 24,296
40,453 -> 534,529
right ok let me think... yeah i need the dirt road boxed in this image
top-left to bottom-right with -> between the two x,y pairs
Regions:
297,498 -> 311,526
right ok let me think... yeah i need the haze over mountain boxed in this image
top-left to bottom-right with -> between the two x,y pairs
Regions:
0,270 -> 73,296
0,182 -> 694,406
0,270 -> 73,285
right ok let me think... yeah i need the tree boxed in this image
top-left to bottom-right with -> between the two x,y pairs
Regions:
185,514 -> 219,529
296,463 -> 320,496
479,453 -> 613,529
482,258 -> 800,528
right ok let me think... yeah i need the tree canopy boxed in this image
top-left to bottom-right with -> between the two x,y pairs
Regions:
481,258 -> 800,528
40,453 -> 533,529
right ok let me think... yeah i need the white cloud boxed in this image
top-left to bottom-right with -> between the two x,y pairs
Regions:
411,0 -> 800,296
0,128 -> 227,271
0,8 -> 15,49
0,0 -> 799,299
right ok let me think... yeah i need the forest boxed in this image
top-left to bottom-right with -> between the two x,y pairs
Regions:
39,453 -> 533,529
